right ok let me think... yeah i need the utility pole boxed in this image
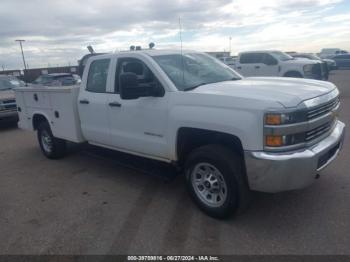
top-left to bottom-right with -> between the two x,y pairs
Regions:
15,39 -> 28,83
229,36 -> 232,56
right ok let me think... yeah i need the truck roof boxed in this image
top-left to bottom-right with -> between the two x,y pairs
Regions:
238,50 -> 281,54
78,49 -> 199,77
124,49 -> 198,56
88,49 -> 198,59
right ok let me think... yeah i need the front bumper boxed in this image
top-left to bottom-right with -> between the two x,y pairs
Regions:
305,73 -> 328,81
244,120 -> 345,193
0,110 -> 18,121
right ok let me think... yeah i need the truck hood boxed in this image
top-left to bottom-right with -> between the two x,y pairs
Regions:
322,58 -> 335,63
282,58 -> 320,65
0,89 -> 15,100
191,77 -> 336,108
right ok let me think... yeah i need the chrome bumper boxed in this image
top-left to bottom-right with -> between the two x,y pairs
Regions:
245,120 -> 346,193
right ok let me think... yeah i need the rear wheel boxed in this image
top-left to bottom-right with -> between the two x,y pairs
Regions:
37,121 -> 66,159
185,144 -> 250,219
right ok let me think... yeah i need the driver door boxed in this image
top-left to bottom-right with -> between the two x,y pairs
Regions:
260,53 -> 279,76
107,57 -> 169,159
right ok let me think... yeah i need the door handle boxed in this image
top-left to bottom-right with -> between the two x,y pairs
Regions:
109,101 -> 122,107
237,66 -> 242,69
255,66 -> 260,69
79,99 -> 89,104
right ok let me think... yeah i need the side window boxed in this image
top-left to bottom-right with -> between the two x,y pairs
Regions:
240,54 -> 251,63
252,53 -> 265,63
240,53 -> 264,64
86,59 -> 110,93
115,58 -> 161,93
263,54 -> 278,65
34,76 -> 42,83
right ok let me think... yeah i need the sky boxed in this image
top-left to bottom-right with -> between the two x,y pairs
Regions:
0,0 -> 350,70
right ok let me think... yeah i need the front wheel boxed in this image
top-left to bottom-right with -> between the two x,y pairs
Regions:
185,144 -> 251,219
37,121 -> 66,159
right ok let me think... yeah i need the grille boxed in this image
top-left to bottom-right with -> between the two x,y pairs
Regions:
321,62 -> 328,73
1,99 -> 16,110
305,121 -> 333,142
307,97 -> 339,120
3,99 -> 15,104
311,64 -> 322,79
4,104 -> 16,109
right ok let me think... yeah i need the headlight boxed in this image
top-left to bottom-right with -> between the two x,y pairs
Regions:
264,111 -> 307,148
303,64 -> 313,74
265,110 -> 308,126
265,112 -> 295,125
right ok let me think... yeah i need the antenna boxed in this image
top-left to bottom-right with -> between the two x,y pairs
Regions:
179,17 -> 185,87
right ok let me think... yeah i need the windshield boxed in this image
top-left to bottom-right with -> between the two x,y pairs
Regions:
152,53 -> 241,91
271,51 -> 294,61
0,77 -> 24,90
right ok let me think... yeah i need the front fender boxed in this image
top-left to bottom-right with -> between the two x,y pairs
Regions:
168,105 -> 263,160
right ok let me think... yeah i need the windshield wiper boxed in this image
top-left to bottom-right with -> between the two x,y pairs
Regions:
183,82 -> 208,91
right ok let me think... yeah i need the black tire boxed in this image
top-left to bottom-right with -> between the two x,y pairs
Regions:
37,121 -> 66,159
284,71 -> 303,78
185,144 -> 251,219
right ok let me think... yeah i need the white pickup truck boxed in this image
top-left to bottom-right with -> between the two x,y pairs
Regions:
15,49 -> 345,218
235,50 -> 328,80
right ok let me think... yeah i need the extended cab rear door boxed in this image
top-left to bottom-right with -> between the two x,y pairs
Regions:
237,53 -> 279,77
236,53 -> 264,76
78,57 -> 112,145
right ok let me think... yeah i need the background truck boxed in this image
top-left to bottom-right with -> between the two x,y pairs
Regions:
319,48 -> 348,59
234,50 -> 328,80
15,49 -> 345,218
0,75 -> 24,123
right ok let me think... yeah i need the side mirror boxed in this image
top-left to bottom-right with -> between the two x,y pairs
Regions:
119,72 -> 141,100
119,72 -> 164,100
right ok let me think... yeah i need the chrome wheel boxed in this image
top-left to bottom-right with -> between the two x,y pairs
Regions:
41,130 -> 53,153
190,163 -> 228,208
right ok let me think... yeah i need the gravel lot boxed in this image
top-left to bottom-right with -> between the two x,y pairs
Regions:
0,70 -> 349,255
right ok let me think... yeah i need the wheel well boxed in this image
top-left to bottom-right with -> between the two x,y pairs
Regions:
176,127 -> 244,165
32,114 -> 48,130
284,71 -> 303,77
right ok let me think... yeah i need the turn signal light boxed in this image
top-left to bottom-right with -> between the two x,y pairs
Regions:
265,114 -> 282,125
266,135 -> 283,147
